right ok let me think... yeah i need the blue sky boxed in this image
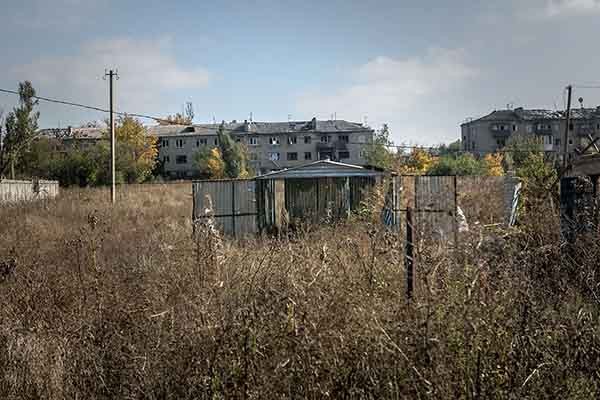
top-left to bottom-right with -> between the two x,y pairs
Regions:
1,0 -> 600,144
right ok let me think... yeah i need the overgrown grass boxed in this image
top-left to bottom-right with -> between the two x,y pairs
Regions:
0,183 -> 599,399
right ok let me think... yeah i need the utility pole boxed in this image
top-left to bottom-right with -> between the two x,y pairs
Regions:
563,85 -> 572,170
105,69 -> 118,204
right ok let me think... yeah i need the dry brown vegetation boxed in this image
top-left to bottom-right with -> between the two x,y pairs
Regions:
0,182 -> 599,399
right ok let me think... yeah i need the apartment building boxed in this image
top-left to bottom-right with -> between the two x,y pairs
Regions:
461,106 -> 600,155
149,118 -> 374,178
37,126 -> 105,157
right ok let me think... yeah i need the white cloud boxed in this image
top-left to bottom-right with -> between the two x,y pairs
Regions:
296,48 -> 477,144
544,0 -> 600,17
10,37 -> 210,121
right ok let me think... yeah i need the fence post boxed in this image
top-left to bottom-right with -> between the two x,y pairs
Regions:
405,207 -> 414,300
231,180 -> 236,238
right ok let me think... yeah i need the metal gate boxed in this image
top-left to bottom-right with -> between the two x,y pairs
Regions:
192,179 -> 257,236
396,175 -> 458,245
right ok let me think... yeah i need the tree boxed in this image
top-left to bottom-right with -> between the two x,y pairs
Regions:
0,81 -> 40,179
502,134 -> 543,172
365,124 -> 394,169
112,116 -> 158,183
396,148 -> 435,175
194,147 -> 225,179
159,102 -> 194,125
427,153 -> 485,176
438,140 -> 461,157
217,125 -> 248,178
483,153 -> 504,176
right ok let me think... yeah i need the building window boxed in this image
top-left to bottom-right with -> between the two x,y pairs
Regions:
287,152 -> 298,161
176,155 -> 187,164
569,139 -> 573,145
268,152 -> 280,161
176,139 -> 185,148
304,136 -> 312,144
198,138 -> 207,145
512,125 -> 517,132
555,138 -> 561,146
161,139 -> 169,147
249,137 -> 258,146
249,152 -> 258,161
526,125 -> 532,133
214,138 -> 218,145
163,156 -> 170,163
496,139 -> 506,147
339,135 -> 349,143
269,137 -> 280,145
304,151 -> 312,160
288,136 -> 297,145
338,151 -> 350,159
359,150 -> 367,159
320,135 -> 330,143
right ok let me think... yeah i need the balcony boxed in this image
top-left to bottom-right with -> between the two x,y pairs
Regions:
489,124 -> 511,138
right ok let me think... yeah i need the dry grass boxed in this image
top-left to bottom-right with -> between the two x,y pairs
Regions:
0,182 -> 599,399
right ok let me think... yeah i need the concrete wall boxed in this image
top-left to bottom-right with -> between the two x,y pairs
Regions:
0,180 -> 60,203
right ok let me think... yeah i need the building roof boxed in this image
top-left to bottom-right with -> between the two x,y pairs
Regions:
256,159 -> 386,179
38,127 -> 105,140
463,106 -> 600,125
147,118 -> 372,137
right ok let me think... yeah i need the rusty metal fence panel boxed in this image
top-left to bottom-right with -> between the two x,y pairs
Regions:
397,175 -> 520,247
192,179 -> 257,236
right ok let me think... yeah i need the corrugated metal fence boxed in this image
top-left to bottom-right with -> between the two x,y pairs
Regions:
0,179 -> 60,203
396,175 -> 520,245
192,179 -> 257,236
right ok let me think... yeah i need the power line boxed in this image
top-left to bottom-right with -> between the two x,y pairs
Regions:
0,87 -> 182,126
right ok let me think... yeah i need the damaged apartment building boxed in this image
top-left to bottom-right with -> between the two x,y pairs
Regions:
461,106 -> 600,156
148,118 -> 375,178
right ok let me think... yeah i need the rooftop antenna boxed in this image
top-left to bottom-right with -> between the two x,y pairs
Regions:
334,112 -> 337,121
250,112 -> 253,123
363,115 -> 368,127
288,114 -> 291,123
212,115 -> 216,125
579,97 -> 584,109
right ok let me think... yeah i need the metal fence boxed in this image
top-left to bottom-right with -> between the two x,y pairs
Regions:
396,175 -> 520,246
192,179 -> 257,237
0,179 -> 60,203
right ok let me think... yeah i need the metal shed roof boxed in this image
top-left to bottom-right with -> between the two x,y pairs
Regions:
256,160 -> 387,179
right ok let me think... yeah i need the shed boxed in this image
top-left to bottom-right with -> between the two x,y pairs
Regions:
255,160 -> 391,232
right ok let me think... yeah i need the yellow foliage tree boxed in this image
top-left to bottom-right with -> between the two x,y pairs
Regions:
195,147 -> 225,179
483,153 -> 504,176
396,148 -> 436,175
113,116 -> 158,183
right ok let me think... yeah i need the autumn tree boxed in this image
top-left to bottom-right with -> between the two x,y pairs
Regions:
194,147 -> 225,178
396,148 -> 435,175
217,125 -> 248,178
0,81 -> 40,179
483,153 -> 504,176
365,124 -> 394,170
159,102 -> 194,125
112,116 -> 158,183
